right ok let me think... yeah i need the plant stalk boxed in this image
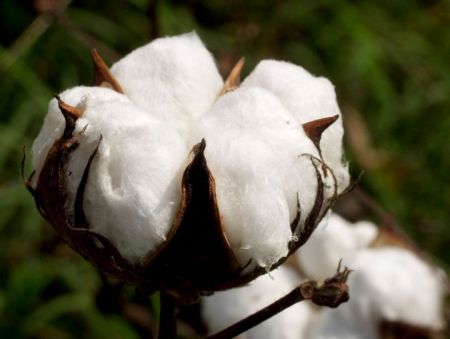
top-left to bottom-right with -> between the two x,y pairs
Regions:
158,293 -> 178,339
207,265 -> 351,339
206,283 -> 310,339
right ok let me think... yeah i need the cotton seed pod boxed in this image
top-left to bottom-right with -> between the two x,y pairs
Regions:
27,32 -> 349,303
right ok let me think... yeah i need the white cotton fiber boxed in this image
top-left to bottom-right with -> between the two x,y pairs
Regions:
192,86 -> 320,268
202,266 -> 314,339
31,86 -> 129,186
32,86 -> 188,263
310,247 -> 446,339
295,213 -> 378,281
242,60 -> 349,193
111,32 -> 224,138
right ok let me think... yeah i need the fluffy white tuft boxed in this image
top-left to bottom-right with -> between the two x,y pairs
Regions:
242,60 -> 349,193
201,266 -> 314,339
111,32 -> 223,138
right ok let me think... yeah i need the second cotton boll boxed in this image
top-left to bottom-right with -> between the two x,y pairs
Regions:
310,247 -> 446,339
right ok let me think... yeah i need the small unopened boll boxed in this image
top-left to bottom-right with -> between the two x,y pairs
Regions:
28,32 -> 350,300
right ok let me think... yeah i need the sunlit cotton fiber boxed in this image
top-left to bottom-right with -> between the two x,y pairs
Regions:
111,32 -> 223,139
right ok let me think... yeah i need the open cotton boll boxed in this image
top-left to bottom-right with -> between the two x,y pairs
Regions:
343,247 -> 446,330
192,87 -> 319,267
295,213 -> 378,281
311,247 -> 446,339
32,86 -> 188,264
202,266 -> 314,339
310,247 -> 445,338
111,32 -> 223,137
242,60 -> 349,193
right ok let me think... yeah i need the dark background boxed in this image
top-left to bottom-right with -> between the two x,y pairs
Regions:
0,0 -> 449,337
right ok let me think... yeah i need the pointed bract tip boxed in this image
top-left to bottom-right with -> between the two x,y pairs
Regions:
302,115 -> 339,147
219,57 -> 246,96
91,49 -> 124,94
193,138 -> 207,154
55,95 -> 83,119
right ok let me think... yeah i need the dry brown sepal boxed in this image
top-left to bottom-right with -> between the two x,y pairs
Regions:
26,50 -> 344,304
91,49 -> 124,93
218,57 -> 245,96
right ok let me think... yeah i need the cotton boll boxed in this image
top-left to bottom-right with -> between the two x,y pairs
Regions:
193,87 -> 320,267
242,60 -> 349,193
344,247 -> 446,330
295,213 -> 378,281
311,247 -> 445,339
202,266 -> 314,339
111,32 -> 224,138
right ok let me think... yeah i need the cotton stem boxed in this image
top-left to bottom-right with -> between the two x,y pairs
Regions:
207,265 -> 351,339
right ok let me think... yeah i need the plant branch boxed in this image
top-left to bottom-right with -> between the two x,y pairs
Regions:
206,265 -> 351,339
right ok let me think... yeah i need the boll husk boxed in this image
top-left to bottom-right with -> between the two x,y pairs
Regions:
27,32 -> 349,302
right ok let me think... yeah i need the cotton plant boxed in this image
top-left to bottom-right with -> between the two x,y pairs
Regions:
26,32 -> 352,337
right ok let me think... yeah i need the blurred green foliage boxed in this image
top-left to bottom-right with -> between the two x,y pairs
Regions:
0,0 -> 448,337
